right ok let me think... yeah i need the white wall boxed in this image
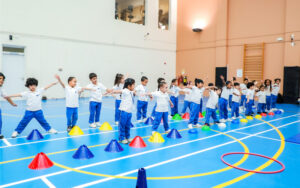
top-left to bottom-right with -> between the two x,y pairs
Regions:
0,0 -> 177,98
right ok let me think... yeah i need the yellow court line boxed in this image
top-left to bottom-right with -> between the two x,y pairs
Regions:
213,119 -> 286,188
53,129 -> 250,180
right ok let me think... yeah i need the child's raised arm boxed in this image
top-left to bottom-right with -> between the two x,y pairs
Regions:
4,96 -> 17,106
6,93 -> 22,98
55,75 -> 65,88
44,81 -> 58,90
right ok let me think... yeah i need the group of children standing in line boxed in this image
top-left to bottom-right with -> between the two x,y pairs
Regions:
0,72 -> 281,145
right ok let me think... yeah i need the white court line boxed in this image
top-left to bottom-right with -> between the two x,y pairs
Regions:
233,131 -> 282,142
0,120 -> 188,148
1,116 -> 299,188
75,119 -> 300,188
2,138 -> 12,146
40,177 -> 56,188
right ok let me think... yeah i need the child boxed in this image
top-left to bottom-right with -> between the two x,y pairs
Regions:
204,87 -> 221,126
231,82 -> 241,119
114,78 -> 136,144
264,79 -> 272,112
256,85 -> 267,114
181,82 -> 192,115
240,78 -> 248,110
113,73 -> 126,125
10,78 -> 58,138
188,79 -> 205,129
228,77 -> 236,110
245,82 -> 255,116
219,75 -> 232,122
55,75 -> 91,132
150,81 -> 174,134
151,77 -> 165,118
86,73 -> 112,128
135,76 -> 149,123
0,73 -> 17,139
169,79 -> 180,116
271,78 -> 281,111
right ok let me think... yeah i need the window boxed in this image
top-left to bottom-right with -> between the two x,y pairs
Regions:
115,0 -> 145,25
158,0 -> 169,30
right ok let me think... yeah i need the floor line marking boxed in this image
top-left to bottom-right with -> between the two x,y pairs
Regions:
65,120 -> 300,188
233,131 -> 282,142
40,177 -> 56,188
2,138 -> 12,146
2,119 -> 299,188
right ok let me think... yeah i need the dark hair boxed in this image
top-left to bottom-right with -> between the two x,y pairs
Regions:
123,78 -> 135,89
0,72 -> 6,80
114,73 -> 124,86
259,85 -> 265,90
157,77 -> 165,84
244,78 -> 248,82
141,76 -> 148,82
275,78 -> 281,82
89,73 -> 97,80
170,79 -> 177,88
232,77 -> 236,81
195,78 -> 204,86
234,82 -> 240,86
25,78 -> 38,87
213,86 -> 221,91
264,79 -> 272,90
226,81 -> 231,86
247,82 -> 254,89
159,81 -> 167,89
208,83 -> 214,86
68,77 -> 76,83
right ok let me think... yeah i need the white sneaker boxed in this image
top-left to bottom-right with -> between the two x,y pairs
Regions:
115,121 -> 119,125
95,122 -> 101,127
89,123 -> 97,128
137,120 -> 143,123
121,139 -> 128,144
226,118 -> 232,122
165,129 -> 171,134
188,124 -> 194,129
220,119 -> 226,123
48,128 -> 58,134
11,131 -> 19,138
232,117 -> 236,120
143,118 -> 147,122
195,124 -> 203,128
238,116 -> 243,119
168,115 -> 172,119
127,138 -> 133,142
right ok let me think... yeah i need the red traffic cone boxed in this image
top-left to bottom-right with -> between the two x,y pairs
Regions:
28,152 -> 53,170
261,113 -> 267,116
129,136 -> 147,148
182,113 -> 190,119
268,112 -> 275,116
199,113 -> 203,118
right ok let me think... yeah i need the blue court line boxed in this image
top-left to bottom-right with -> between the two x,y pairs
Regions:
1,117 -> 299,187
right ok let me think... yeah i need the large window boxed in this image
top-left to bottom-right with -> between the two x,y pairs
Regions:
115,0 -> 145,25
158,0 -> 169,30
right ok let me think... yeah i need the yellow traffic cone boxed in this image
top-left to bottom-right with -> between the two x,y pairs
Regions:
99,122 -> 113,131
255,114 -> 262,119
148,132 -> 165,143
246,116 -> 253,120
69,126 -> 84,136
240,119 -> 248,123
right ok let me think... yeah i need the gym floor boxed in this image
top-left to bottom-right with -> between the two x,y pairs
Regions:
0,97 -> 300,188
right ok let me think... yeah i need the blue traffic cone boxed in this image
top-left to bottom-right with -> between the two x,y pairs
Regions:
231,119 -> 239,124
188,128 -> 198,134
104,139 -> 124,152
275,110 -> 282,114
72,145 -> 94,159
144,117 -> 154,125
27,129 -> 44,140
136,168 -> 147,188
167,129 -> 182,139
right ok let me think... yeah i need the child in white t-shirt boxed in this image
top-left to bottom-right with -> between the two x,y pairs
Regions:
9,78 -> 58,138
56,75 -> 91,132
135,76 -> 149,123
264,79 -> 272,112
240,78 -> 249,110
169,79 -> 181,116
205,87 -> 221,126
245,82 -> 255,116
231,82 -> 242,119
181,82 -> 192,115
271,78 -> 281,110
256,85 -> 267,114
112,73 -> 126,125
86,73 -> 112,128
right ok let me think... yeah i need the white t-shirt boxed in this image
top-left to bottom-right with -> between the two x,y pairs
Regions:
256,91 -> 266,103
119,88 -> 134,113
151,91 -> 170,112
206,90 -> 219,109
232,88 -> 241,103
265,85 -> 271,96
272,84 -> 280,95
221,86 -> 232,100
135,84 -> 148,102
190,86 -> 205,104
183,88 -> 192,101
86,83 -> 107,102
169,86 -> 181,97
112,84 -> 123,100
246,89 -> 255,100
65,85 -> 82,108
0,87 -> 7,107
240,83 -> 247,95
21,88 -> 45,111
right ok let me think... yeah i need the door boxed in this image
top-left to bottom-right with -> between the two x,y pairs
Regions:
2,48 -> 25,95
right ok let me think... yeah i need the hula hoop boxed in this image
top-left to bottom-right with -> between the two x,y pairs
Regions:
221,152 -> 285,174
